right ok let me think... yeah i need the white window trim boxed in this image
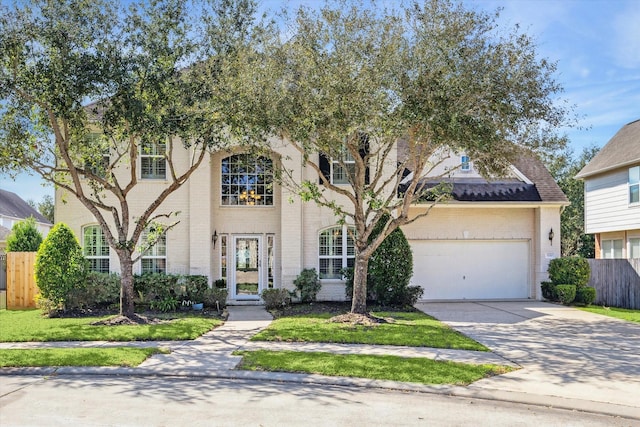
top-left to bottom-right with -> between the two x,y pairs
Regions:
318,225 -> 355,281
140,232 -> 167,274
140,141 -> 167,180
83,225 -> 110,273
460,155 -> 471,172
629,166 -> 640,205
331,151 -> 355,185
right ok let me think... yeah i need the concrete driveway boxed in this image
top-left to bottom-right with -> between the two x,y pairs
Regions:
415,301 -> 640,410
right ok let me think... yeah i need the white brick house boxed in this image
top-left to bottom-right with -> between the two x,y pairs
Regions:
55,136 -> 567,303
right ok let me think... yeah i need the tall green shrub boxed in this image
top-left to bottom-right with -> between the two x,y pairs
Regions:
6,216 -> 43,252
35,223 -> 87,309
548,257 -> 590,287
368,220 -> 415,306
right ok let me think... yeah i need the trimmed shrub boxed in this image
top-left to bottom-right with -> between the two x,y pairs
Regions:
204,287 -> 228,309
548,257 -> 590,287
540,281 -> 556,301
293,268 -> 321,302
134,273 -> 181,303
214,278 -> 227,289
261,288 -> 291,310
66,272 -> 121,310
367,219 -> 414,306
575,286 -> 597,306
35,223 -> 87,310
6,216 -> 43,252
555,284 -> 576,305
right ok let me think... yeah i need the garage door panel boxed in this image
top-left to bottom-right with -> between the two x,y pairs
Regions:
410,240 -> 530,300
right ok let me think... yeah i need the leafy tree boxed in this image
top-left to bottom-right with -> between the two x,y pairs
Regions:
27,195 -> 55,223
547,146 -> 599,257
245,0 -> 574,314
6,216 -> 43,252
35,223 -> 87,310
0,0 -> 268,317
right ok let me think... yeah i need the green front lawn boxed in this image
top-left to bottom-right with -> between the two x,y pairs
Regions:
251,311 -> 487,351
578,306 -> 640,323
0,347 -> 167,367
0,309 -> 221,342
235,350 -> 512,385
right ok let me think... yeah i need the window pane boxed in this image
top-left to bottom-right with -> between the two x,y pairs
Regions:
319,258 -> 342,279
613,239 -> 624,258
630,166 -> 640,184
221,154 -> 273,206
630,184 -> 639,204
630,238 -> 640,259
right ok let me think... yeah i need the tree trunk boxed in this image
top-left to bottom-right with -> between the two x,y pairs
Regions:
350,255 -> 369,314
117,251 -> 136,318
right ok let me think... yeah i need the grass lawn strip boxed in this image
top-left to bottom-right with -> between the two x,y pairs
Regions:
578,306 -> 640,323
234,350 -> 513,385
0,309 -> 221,342
0,347 -> 168,367
252,311 -> 487,351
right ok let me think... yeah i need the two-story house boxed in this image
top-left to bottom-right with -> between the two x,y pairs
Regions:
576,119 -> 640,259
56,136 -> 567,303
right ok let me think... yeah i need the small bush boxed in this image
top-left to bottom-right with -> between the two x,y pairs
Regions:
34,293 -> 61,316
555,284 -> 576,305
134,273 -> 181,303
548,257 -> 590,287
293,268 -> 321,302
150,296 -> 180,312
214,278 -> 227,289
261,288 -> 291,310
185,275 -> 208,302
35,223 -> 87,309
66,272 -> 121,310
204,287 -> 228,309
541,281 -> 556,301
575,286 -> 597,306
396,285 -> 425,307
6,216 -> 43,252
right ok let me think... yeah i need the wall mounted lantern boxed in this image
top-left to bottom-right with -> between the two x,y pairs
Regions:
548,228 -> 554,245
212,230 -> 218,249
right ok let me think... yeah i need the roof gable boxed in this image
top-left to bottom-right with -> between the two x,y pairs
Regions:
575,119 -> 640,179
0,189 -> 52,225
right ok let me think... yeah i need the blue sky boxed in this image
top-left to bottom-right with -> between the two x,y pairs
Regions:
1,0 -> 639,203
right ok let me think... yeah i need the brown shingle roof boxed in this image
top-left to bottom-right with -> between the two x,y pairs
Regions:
0,189 -> 52,225
575,119 -> 640,179
512,153 -> 569,203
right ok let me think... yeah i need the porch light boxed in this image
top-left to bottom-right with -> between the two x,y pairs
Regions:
212,230 -> 218,249
548,228 -> 554,245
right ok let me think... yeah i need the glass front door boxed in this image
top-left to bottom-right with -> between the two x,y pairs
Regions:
233,236 -> 261,299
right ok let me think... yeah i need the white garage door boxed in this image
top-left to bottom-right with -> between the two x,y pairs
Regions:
410,240 -> 530,300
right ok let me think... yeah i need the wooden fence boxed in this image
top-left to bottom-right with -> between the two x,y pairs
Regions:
586,259 -> 640,309
6,252 -> 38,309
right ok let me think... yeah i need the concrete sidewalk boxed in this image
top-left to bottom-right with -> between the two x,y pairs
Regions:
2,304 -> 639,420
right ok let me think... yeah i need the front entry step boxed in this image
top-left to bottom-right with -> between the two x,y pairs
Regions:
227,300 -> 265,306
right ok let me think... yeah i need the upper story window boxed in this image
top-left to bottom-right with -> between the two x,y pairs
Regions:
319,133 -> 370,186
221,154 -> 273,206
461,155 -> 471,172
83,133 -> 110,179
141,141 -> 167,180
83,225 -> 109,273
318,225 -> 355,280
141,232 -> 167,274
629,166 -> 639,204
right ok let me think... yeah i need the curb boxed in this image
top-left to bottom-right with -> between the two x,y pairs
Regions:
2,367 -> 639,421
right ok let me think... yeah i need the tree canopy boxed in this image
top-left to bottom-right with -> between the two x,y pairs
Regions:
0,0 -> 270,317
242,0 -> 574,313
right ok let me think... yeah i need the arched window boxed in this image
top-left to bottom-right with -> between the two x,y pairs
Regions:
221,154 -> 273,206
83,225 -> 109,273
318,225 -> 355,279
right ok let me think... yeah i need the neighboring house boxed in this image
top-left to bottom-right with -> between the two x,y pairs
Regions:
0,189 -> 52,253
576,119 -> 640,259
56,138 -> 567,303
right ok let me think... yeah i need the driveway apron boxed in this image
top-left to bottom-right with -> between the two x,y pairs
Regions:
415,301 -> 640,409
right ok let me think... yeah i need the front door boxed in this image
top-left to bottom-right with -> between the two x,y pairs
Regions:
232,236 -> 261,300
